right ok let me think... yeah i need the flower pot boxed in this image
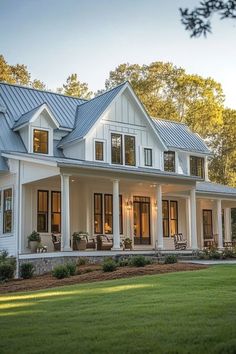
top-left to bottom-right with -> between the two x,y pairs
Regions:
29,241 -> 39,253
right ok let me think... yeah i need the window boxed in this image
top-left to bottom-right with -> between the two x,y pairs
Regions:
94,193 -> 103,234
162,200 -> 178,237
51,191 -> 61,233
144,148 -> 152,167
162,200 -> 169,237
94,193 -> 123,234
111,134 -> 122,164
37,190 -> 49,233
202,210 -> 213,239
170,201 -> 178,236
164,151 -> 175,172
190,156 -> 204,178
95,141 -> 104,161
125,135 -> 136,166
3,189 -> 12,234
33,129 -> 48,154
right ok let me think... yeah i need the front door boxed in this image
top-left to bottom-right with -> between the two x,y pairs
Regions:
133,196 -> 151,245
202,209 -> 213,239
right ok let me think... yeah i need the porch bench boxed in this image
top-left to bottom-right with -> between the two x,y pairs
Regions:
96,235 -> 113,251
174,233 -> 187,250
85,235 -> 96,249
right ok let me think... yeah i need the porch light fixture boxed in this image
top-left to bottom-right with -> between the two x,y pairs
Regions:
126,199 -> 133,210
153,200 -> 158,209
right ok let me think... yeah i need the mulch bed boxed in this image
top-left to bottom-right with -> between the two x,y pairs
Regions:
0,263 -> 208,294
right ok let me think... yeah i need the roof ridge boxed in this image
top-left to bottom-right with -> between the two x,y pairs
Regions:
76,81 -> 128,109
0,81 -> 87,102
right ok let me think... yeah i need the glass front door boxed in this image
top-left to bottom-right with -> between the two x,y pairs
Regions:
133,196 -> 151,245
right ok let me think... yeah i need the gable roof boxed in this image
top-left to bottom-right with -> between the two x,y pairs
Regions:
13,103 -> 59,130
0,82 -> 86,129
151,118 -> 210,154
58,82 -> 127,146
197,181 -> 236,197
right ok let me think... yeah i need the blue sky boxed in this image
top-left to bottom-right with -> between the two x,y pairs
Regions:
0,0 -> 236,107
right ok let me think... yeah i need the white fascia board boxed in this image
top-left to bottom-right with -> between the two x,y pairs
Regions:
30,104 -> 60,129
1,152 -> 58,167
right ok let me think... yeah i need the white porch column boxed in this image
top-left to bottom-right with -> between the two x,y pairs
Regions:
156,184 -> 163,249
224,208 -> 232,242
112,179 -> 121,250
217,199 -> 223,249
190,188 -> 198,250
61,174 -> 72,251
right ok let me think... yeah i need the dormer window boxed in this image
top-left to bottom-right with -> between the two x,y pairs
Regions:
33,129 -> 49,154
164,151 -> 175,172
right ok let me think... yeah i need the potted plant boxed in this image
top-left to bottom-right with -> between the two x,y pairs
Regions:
123,237 -> 132,250
72,232 -> 87,251
28,231 -> 41,253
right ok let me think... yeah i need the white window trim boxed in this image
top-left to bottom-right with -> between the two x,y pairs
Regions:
29,126 -> 53,156
94,139 -> 106,162
142,146 -> 154,168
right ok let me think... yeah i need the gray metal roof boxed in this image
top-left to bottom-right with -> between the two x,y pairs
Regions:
59,82 -> 127,146
13,103 -> 45,129
152,118 -> 210,154
0,82 -> 85,129
197,181 -> 236,196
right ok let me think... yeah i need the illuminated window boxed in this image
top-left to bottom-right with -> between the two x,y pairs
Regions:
37,190 -> 48,233
95,141 -> 104,161
51,191 -> 61,233
94,193 -> 103,234
3,189 -> 12,234
33,129 -> 48,154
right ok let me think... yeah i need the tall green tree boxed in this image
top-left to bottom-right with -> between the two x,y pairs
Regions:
60,73 -> 92,99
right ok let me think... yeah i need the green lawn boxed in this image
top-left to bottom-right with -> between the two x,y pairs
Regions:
0,266 -> 236,354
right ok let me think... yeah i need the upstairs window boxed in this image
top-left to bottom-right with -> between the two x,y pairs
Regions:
190,156 -> 204,178
164,151 -> 175,172
111,134 -> 123,165
144,148 -> 152,167
125,135 -> 136,166
33,129 -> 48,154
95,141 -> 104,161
3,189 -> 13,234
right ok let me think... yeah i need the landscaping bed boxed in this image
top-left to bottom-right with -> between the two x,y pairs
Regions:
0,262 -> 207,293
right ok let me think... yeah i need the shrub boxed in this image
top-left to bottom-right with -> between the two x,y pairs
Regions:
222,248 -> 236,259
164,255 -> 178,264
208,249 -> 221,260
20,263 -> 35,279
0,249 -> 9,263
102,259 -> 117,272
118,258 -> 130,267
0,262 -> 15,281
77,258 -> 87,266
130,255 -> 147,267
52,265 -> 70,279
66,262 -> 76,276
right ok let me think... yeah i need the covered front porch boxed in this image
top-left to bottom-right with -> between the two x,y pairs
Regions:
19,165 -> 201,255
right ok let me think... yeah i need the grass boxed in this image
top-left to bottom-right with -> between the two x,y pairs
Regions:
0,265 -> 236,354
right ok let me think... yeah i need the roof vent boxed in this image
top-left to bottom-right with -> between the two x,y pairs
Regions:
0,105 -> 7,114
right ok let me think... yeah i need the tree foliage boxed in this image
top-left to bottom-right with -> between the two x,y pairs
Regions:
180,0 -> 236,37
59,73 -> 93,99
0,54 -> 45,89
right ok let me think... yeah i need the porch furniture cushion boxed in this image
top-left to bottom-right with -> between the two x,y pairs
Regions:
96,235 -> 113,251
174,233 -> 187,250
85,235 -> 96,249
52,233 -> 61,251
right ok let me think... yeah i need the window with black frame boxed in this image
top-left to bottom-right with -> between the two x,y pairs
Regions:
104,194 -> 113,234
144,148 -> 152,167
125,135 -> 136,166
3,189 -> 12,234
190,156 -> 204,178
37,190 -> 49,233
164,151 -> 175,172
111,134 -> 122,164
95,141 -> 104,161
162,200 -> 169,237
51,191 -> 61,233
94,193 -> 103,234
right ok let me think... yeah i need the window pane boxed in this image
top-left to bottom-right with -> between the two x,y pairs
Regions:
125,135 -> 135,166
170,201 -> 178,236
33,129 -> 48,154
37,190 -> 48,233
144,148 -> 152,167
51,191 -> 61,233
111,134 -> 122,164
104,194 -> 113,234
95,141 -> 104,161
119,195 -> 123,235
162,200 -> 169,237
190,156 -> 204,178
164,151 -> 175,172
94,194 -> 103,234
3,189 -> 12,234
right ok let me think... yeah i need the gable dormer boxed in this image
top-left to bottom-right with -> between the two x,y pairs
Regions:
13,103 -> 59,155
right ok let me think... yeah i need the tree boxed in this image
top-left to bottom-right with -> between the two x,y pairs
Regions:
104,62 -> 224,137
60,73 -> 92,99
209,108 -> 236,186
180,0 -> 236,37
0,54 -> 46,89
